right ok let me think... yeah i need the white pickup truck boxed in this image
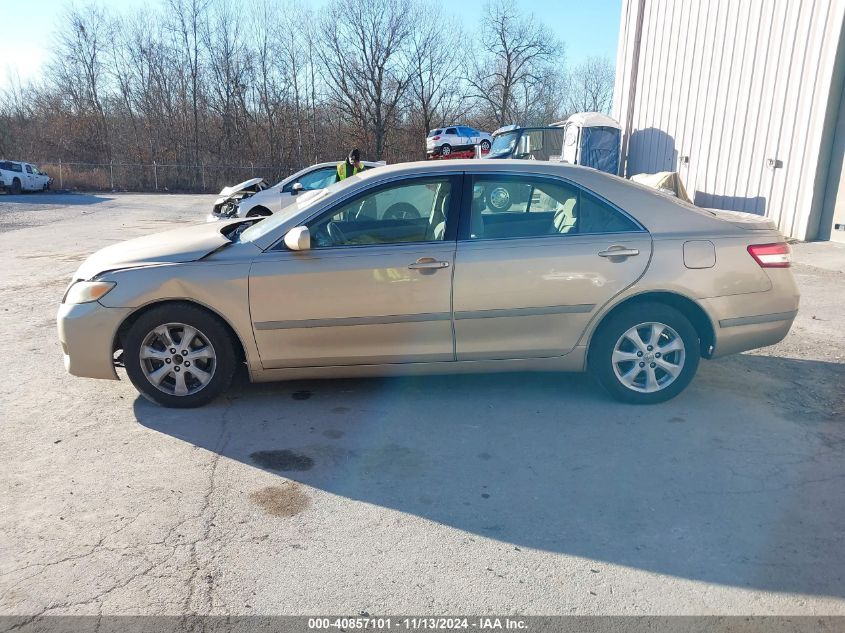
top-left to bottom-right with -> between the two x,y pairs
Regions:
0,160 -> 52,194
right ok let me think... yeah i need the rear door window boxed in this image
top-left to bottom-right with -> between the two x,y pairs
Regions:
463,175 -> 641,240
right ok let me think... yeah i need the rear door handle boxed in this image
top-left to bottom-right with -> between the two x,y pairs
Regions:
408,258 -> 450,270
598,246 -> 640,258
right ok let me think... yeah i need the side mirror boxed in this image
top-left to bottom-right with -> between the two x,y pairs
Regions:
290,182 -> 304,196
284,226 -> 310,251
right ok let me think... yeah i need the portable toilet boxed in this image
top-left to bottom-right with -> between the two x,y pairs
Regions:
561,112 -> 622,175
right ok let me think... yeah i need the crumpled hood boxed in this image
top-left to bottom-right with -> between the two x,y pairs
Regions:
73,221 -> 236,280
217,177 -> 266,198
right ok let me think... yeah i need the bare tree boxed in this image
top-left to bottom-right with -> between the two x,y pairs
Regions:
319,0 -> 415,159
564,56 -> 615,115
407,3 -> 467,153
203,0 -> 253,158
50,5 -> 115,159
248,0 -> 291,169
275,2 -> 317,167
467,0 -> 564,128
0,0 -> 596,191
167,0 -> 210,164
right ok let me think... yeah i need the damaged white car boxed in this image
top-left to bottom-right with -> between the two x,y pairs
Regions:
209,161 -> 385,221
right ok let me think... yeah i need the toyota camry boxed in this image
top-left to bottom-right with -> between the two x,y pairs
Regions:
57,160 -> 799,407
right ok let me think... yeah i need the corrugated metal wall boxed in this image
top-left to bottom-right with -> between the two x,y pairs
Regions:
613,0 -> 845,240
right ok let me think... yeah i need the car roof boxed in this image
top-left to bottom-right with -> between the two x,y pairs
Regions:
307,160 -> 383,169
249,159 -> 741,250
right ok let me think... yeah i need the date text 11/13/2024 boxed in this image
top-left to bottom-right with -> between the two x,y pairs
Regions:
307,617 -> 528,630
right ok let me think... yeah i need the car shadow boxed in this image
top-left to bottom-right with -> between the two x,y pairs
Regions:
0,192 -> 112,205
133,354 -> 845,597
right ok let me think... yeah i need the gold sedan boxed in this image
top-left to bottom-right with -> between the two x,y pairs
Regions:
57,160 -> 799,407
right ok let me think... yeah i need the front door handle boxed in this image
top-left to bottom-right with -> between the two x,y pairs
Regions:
408,257 -> 450,270
598,246 -> 640,258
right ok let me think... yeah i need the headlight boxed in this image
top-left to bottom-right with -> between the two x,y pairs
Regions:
63,281 -> 116,304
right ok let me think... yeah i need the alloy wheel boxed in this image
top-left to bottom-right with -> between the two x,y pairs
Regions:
612,321 -> 686,393
139,322 -> 217,396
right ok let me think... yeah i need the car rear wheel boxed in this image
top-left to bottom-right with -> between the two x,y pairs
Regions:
124,304 -> 236,408
440,144 -> 452,156
589,303 -> 700,404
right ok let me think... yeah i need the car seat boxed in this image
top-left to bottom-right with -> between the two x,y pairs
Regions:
549,197 -> 578,234
427,188 -> 450,240
469,195 -> 486,239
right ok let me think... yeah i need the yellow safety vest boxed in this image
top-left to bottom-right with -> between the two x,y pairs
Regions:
336,161 -> 363,181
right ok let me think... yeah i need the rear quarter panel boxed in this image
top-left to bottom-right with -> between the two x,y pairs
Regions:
576,229 -> 799,359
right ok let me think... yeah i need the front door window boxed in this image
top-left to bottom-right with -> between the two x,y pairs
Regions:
307,177 -> 454,248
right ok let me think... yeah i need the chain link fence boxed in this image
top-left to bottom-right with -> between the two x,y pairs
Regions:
34,161 -> 293,193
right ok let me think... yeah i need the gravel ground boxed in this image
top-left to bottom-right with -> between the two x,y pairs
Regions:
0,192 -> 843,617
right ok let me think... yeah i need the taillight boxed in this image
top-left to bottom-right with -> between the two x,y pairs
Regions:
748,242 -> 791,268
433,136 -> 440,140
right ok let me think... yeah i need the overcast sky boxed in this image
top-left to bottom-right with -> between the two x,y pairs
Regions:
0,0 -> 622,90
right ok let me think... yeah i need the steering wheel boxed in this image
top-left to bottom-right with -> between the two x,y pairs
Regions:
327,221 -> 348,245
383,203 -> 421,220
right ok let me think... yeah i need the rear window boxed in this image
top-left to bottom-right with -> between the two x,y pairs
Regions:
428,129 -> 443,137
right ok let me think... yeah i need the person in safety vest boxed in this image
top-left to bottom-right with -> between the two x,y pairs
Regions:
336,148 -> 366,181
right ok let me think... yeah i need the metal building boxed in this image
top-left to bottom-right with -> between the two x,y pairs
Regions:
613,0 -> 845,242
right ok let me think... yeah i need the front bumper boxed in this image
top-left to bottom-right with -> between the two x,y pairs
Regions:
57,301 -> 134,380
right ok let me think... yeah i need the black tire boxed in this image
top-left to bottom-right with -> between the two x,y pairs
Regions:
246,206 -> 272,217
123,303 -> 237,408
480,140 -> 491,152
10,178 -> 21,195
440,144 -> 452,156
589,302 -> 700,404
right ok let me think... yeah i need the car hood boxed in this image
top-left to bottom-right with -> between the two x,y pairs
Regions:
217,177 -> 266,197
74,221 -> 239,280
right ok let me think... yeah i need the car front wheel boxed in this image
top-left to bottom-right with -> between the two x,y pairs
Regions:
123,304 -> 237,408
480,140 -> 491,152
589,303 -> 700,404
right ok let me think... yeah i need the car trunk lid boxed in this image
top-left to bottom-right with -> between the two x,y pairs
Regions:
704,208 -> 778,230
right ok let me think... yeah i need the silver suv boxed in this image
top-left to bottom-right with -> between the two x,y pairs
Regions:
426,126 -> 492,157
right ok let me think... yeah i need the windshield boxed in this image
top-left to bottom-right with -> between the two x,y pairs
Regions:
487,131 -> 519,157
238,175 -> 361,243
